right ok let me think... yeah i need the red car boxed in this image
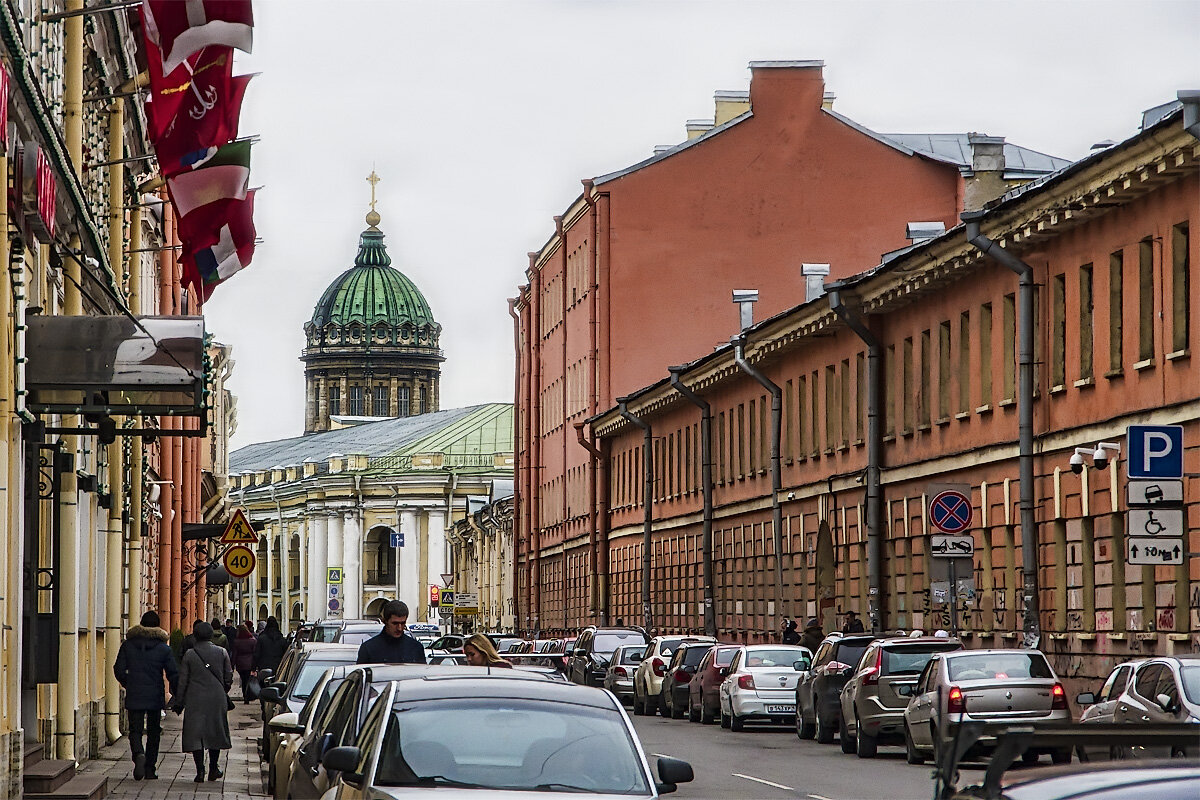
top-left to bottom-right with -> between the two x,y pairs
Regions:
687,644 -> 741,724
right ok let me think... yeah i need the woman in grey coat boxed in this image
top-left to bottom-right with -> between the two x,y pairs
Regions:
172,621 -> 233,782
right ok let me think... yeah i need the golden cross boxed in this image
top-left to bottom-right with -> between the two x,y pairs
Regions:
367,170 -> 380,212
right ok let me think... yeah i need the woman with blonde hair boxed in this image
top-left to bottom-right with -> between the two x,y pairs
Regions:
463,633 -> 513,668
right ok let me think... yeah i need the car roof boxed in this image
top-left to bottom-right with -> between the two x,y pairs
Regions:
994,758 -> 1200,799
300,642 -> 360,655
743,643 -> 809,650
388,673 -> 619,709
878,636 -> 963,647
943,648 -> 1046,657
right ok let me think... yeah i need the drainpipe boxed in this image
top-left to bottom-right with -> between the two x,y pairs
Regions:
574,423 -> 608,623
963,211 -> 1040,647
668,368 -> 717,638
827,284 -> 884,634
618,401 -> 654,632
732,336 -> 785,631
104,438 -> 124,744
508,298 -> 524,627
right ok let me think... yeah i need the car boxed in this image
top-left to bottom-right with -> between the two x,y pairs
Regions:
838,635 -> 963,757
795,632 -> 879,743
902,648 -> 1073,766
660,642 -> 715,719
1109,655 -> 1200,758
535,637 -> 575,672
319,672 -> 694,799
687,644 -> 740,724
632,634 -> 716,715
1078,660 -> 1144,725
567,626 -> 650,687
268,662 -> 355,798
718,644 -> 812,731
309,618 -> 382,644
951,758 -> 1200,800
332,619 -> 383,646
259,643 -> 360,764
603,644 -> 647,705
496,636 -> 529,653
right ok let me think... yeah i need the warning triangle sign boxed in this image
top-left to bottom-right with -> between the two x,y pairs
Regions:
220,509 -> 258,544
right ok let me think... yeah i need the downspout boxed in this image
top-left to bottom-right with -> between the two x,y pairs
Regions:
963,210 -> 1041,647
581,182 -> 602,621
508,298 -> 523,628
828,285 -> 884,634
732,337 -> 785,630
104,439 -> 124,744
668,368 -> 717,638
128,206 -> 143,620
574,422 -> 608,625
618,401 -> 654,633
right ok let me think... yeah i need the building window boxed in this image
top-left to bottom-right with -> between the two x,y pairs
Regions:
810,370 -> 820,455
736,403 -> 746,477
979,303 -> 992,406
758,396 -> 768,469
902,337 -> 914,433
420,386 -> 428,414
1079,264 -> 1094,381
329,385 -> 341,416
1172,223 -> 1190,353
374,385 -> 388,416
1003,294 -> 1016,401
717,410 -> 726,482
839,358 -> 850,447
398,386 -> 410,416
1109,249 -> 1123,373
855,352 -> 865,442
797,374 -> 808,456
1138,237 -> 1155,362
884,346 -> 896,436
918,330 -> 931,427
349,385 -> 365,415
748,398 -> 757,473
1051,273 -> 1066,388
825,365 -> 838,451
784,379 -> 794,458
958,312 -> 970,414
938,321 -> 950,420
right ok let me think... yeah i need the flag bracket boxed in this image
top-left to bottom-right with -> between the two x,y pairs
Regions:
37,0 -> 142,24
85,154 -> 156,171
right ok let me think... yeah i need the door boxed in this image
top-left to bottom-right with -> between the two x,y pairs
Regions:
1117,663 -> 1163,724
906,658 -> 939,747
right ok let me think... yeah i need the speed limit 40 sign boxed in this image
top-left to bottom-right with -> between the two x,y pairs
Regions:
223,545 -> 256,579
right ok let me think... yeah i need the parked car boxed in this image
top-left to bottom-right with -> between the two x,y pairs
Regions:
796,633 -> 879,743
427,633 -> 466,657
603,644 -> 647,705
950,758 -> 1200,800
567,626 -> 650,687
688,644 -> 741,724
332,619 -> 383,646
319,673 -> 694,799
838,635 -> 963,757
1079,660 -> 1144,725
496,636 -> 529,653
1110,655 -> 1200,758
259,643 -> 360,764
902,648 -> 1073,766
309,618 -> 382,644
632,634 -> 716,715
660,642 -> 715,719
719,644 -> 813,731
269,662 -> 354,798
536,637 -> 575,672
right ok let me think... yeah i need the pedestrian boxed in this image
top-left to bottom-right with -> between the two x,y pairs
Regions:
781,619 -> 801,645
842,610 -> 866,633
222,618 -> 238,648
171,621 -> 232,783
798,617 -> 824,652
463,633 -> 513,668
209,617 -> 230,650
232,620 -> 258,703
253,616 -> 288,678
357,599 -> 427,664
180,618 -> 203,657
113,610 -> 178,781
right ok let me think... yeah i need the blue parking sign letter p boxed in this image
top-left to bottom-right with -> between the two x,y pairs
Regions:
1126,425 -> 1183,479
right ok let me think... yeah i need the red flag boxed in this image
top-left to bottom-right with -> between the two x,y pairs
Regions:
179,190 -> 256,301
155,72 -> 251,176
144,41 -> 233,140
143,0 -> 253,74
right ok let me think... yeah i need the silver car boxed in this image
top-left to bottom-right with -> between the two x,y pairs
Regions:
718,645 -> 812,731
902,648 -> 1072,766
632,634 -> 715,716
603,644 -> 646,705
319,674 -> 694,799
1111,655 -> 1200,758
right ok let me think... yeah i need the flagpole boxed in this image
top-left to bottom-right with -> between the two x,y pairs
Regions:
37,0 -> 142,23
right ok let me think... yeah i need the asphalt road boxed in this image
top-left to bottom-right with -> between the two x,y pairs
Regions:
630,709 -> 939,800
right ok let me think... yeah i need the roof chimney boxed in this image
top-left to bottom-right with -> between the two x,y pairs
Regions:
653,144 -> 674,155
802,263 -> 830,303
732,289 -> 759,330
906,222 -> 946,243
686,118 -> 715,140
714,90 -> 750,126
822,91 -> 836,110
963,133 -> 1007,211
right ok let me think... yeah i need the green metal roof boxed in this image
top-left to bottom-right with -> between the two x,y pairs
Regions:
393,403 -> 513,457
310,227 -> 436,329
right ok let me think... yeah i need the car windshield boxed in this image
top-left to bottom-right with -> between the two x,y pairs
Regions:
835,642 -> 870,669
882,643 -> 962,675
744,649 -> 803,668
1180,665 -> 1200,705
593,632 -> 643,655
375,697 -> 650,794
680,646 -> 711,668
299,676 -> 345,725
658,637 -> 686,656
292,660 -> 344,700
619,648 -> 645,665
948,652 -> 1053,681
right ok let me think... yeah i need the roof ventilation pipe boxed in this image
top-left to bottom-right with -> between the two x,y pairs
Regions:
618,400 -> 655,633
802,263 -> 830,303
906,222 -> 946,244
668,367 -> 717,638
962,210 -> 1040,648
731,328 -> 786,630
827,283 -> 883,634
732,289 -> 758,330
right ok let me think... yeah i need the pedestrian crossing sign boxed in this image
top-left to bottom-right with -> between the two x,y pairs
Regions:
220,509 -> 258,544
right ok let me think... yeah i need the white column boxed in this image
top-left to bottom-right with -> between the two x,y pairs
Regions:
400,508 -> 420,612
265,527 -> 275,622
280,526 -> 291,633
327,512 -> 344,618
297,520 -> 307,623
427,509 -> 447,597
344,510 -> 363,619
307,513 -> 328,620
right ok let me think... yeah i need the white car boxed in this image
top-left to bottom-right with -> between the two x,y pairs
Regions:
719,644 -> 812,731
632,634 -> 715,716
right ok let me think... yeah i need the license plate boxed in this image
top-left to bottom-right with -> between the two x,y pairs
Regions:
766,705 -> 794,714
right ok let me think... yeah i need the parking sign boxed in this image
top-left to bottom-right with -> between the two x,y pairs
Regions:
1126,425 -> 1184,479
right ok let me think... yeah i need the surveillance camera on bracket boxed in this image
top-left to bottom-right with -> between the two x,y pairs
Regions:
1069,451 -> 1086,474
1092,441 -> 1121,471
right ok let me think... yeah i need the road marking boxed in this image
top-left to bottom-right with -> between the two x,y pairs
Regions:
732,773 -> 795,791
650,753 -> 676,760
808,794 -> 835,800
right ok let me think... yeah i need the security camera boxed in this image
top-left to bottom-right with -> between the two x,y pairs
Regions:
1092,447 -> 1109,471
1069,452 -> 1085,474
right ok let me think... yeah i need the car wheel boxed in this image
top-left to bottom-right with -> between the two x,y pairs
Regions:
1051,749 -> 1072,765
1022,750 -> 1040,765
688,697 -> 701,723
643,691 -> 659,716
839,715 -> 855,754
632,685 -> 645,715
904,724 -> 925,765
720,709 -> 731,729
855,716 -> 878,759
670,694 -> 685,719
267,764 -> 276,794
700,695 -> 715,725
796,710 -> 815,740
731,712 -> 744,732
815,713 -> 834,744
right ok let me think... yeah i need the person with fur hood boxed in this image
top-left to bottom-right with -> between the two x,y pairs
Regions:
114,611 -> 179,781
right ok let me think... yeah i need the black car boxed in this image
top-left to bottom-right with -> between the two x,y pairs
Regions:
795,633 -> 879,744
566,627 -> 650,687
660,642 -> 714,719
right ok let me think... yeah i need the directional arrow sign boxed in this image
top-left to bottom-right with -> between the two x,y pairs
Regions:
1127,537 -> 1184,566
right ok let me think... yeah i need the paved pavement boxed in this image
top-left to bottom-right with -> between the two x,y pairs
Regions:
77,685 -> 268,799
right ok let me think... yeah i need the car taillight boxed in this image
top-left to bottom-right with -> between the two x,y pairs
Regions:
738,674 -> 755,690
1051,682 -> 1067,710
652,657 -> 666,677
947,685 -> 966,714
674,669 -> 691,683
614,666 -> 627,678
862,649 -> 884,686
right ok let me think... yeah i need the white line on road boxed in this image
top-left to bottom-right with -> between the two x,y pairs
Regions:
650,753 -> 677,760
731,773 -> 795,791
808,794 -> 835,800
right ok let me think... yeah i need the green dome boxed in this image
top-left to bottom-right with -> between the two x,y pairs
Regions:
310,228 -> 436,329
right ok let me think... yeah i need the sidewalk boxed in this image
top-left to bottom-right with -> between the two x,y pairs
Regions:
76,689 -> 269,799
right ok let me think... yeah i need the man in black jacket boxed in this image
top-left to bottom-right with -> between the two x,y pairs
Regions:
357,600 -> 427,664
114,611 -> 179,781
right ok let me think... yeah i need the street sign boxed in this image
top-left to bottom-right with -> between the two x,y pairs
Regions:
391,532 -> 405,547
929,490 -> 972,534
1127,508 -> 1184,537
327,567 -> 343,584
220,509 -> 258,544
440,591 -> 454,608
438,606 -> 455,619
440,573 -> 454,587
454,592 -> 478,614
1126,425 -> 1184,479
223,545 -> 255,578
429,585 -> 441,607
1127,480 -> 1184,506
1127,537 -> 1185,565
930,556 -> 973,582
931,535 -> 974,558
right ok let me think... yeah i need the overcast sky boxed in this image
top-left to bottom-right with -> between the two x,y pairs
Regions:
209,0 -> 1199,453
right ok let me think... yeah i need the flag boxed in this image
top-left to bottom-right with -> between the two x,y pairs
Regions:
143,0 -> 254,75
155,72 -> 251,176
144,41 -> 233,140
180,191 -> 256,301
167,139 -> 251,218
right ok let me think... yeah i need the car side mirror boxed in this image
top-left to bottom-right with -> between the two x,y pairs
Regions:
268,712 -> 304,735
259,686 -> 282,703
321,745 -> 362,784
897,684 -> 915,697
655,756 -> 694,794
1155,693 -> 1177,714
718,667 -> 730,677
793,660 -> 811,672
574,647 -> 587,657
1076,691 -> 1096,706
258,669 -> 274,683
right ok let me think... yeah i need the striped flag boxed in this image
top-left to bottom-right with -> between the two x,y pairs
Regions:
167,139 -> 251,218
143,0 -> 254,74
